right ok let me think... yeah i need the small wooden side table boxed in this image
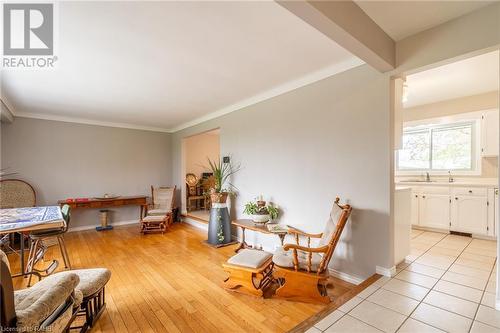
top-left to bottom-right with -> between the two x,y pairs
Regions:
231,219 -> 287,253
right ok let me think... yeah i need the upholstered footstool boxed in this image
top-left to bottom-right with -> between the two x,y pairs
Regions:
222,249 -> 274,297
69,268 -> 111,332
140,215 -> 168,233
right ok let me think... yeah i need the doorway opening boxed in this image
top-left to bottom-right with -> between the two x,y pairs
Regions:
181,128 -> 220,223
391,49 -> 499,272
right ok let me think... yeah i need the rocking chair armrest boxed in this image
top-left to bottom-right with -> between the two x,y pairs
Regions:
286,226 -> 323,238
282,243 -> 329,253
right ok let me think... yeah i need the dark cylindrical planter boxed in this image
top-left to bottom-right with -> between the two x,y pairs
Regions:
208,203 -> 231,245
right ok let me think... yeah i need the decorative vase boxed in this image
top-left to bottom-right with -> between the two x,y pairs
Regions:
208,202 -> 231,245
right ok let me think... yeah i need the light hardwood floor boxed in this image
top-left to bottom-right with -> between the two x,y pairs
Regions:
8,223 -> 356,333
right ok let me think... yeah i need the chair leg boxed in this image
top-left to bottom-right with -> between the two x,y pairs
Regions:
57,236 -> 71,269
25,238 -> 36,275
61,236 -> 71,269
27,239 -> 40,286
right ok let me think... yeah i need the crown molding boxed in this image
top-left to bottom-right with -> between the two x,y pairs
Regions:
14,112 -> 172,133
167,57 -> 365,132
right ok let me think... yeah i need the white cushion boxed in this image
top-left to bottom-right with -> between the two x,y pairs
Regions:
142,215 -> 166,222
318,203 -> 343,247
14,272 -> 80,330
152,187 -> 174,209
148,208 -> 170,216
272,247 -> 323,272
227,249 -> 272,269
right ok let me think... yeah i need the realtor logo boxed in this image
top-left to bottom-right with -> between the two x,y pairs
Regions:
2,2 -> 57,69
3,3 -> 53,55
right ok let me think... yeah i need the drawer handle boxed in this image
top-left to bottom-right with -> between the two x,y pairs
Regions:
415,195 -> 418,198
468,190 -> 473,194
455,197 -> 458,200
422,195 -> 426,199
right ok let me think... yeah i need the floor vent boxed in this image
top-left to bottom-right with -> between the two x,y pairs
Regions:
450,230 -> 472,237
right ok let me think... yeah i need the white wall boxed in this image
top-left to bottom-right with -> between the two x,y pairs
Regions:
185,131 -> 220,178
1,117 -> 172,229
403,91 -> 499,122
172,64 -> 392,280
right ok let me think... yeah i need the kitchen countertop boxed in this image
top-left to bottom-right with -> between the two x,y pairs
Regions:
395,179 -> 498,188
395,186 -> 411,191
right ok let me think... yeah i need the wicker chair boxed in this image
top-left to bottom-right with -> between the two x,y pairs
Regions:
0,179 -> 36,209
0,179 -> 36,262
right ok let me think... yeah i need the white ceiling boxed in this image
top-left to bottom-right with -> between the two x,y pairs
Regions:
404,50 -> 499,108
356,1 -> 494,41
1,1 -> 362,132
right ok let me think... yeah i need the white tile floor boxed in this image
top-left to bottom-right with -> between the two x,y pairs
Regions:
308,230 -> 500,333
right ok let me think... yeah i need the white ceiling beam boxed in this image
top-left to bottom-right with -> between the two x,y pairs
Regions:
277,0 -> 395,72
396,2 -> 500,73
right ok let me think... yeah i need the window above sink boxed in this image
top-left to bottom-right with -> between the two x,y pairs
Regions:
396,115 -> 482,176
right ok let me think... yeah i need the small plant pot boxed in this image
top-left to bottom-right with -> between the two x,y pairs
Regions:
251,214 -> 270,224
210,192 -> 228,204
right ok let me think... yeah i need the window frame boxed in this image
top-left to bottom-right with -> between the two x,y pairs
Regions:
396,118 -> 481,176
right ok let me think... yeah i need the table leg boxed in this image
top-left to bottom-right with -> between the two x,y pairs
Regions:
20,232 -> 25,277
278,234 -> 286,246
235,227 -> 247,253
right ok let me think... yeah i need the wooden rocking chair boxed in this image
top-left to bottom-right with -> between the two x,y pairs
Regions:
140,186 -> 176,234
272,197 -> 352,304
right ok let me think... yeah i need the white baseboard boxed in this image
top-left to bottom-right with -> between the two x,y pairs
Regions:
376,265 -> 397,277
68,220 -> 138,232
329,268 -> 364,285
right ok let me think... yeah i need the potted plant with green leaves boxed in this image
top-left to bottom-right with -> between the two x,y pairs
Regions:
243,196 -> 279,224
206,157 -> 240,204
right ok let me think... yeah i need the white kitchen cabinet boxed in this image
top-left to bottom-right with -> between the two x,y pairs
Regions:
481,109 -> 499,157
410,190 -> 419,226
403,182 -> 496,237
419,193 -> 450,230
451,195 -> 488,235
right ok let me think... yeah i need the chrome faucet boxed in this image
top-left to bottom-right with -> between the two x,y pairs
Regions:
448,170 -> 454,183
425,172 -> 431,182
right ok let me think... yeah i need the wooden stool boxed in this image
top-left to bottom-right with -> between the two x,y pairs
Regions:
222,249 -> 274,297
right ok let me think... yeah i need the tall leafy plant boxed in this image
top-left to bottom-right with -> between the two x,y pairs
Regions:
206,157 -> 240,193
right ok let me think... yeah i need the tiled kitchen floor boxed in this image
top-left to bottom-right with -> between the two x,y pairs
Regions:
307,230 -> 499,333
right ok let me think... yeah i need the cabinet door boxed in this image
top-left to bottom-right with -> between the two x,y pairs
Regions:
481,110 -> 499,157
411,192 -> 419,226
451,195 -> 488,235
419,194 -> 450,230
